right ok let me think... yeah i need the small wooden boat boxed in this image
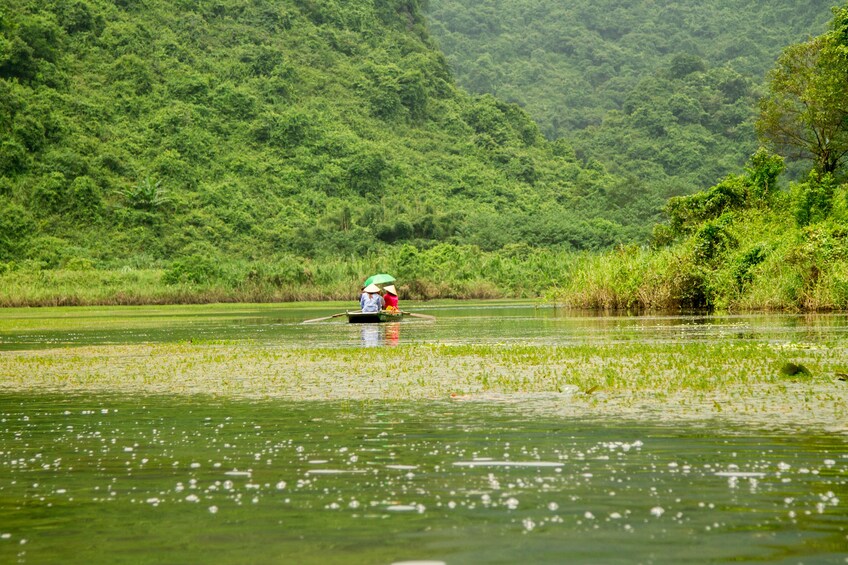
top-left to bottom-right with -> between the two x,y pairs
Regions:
346,310 -> 404,324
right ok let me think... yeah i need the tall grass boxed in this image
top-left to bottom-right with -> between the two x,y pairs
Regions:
0,245 -> 583,307
2,215 -> 846,311
553,209 -> 848,312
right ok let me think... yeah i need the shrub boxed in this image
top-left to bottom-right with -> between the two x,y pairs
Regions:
26,235 -> 69,268
0,201 -> 34,260
666,175 -> 746,235
69,175 -> 102,219
162,254 -> 222,285
121,177 -> 169,210
0,141 -> 28,175
732,244 -> 768,290
64,256 -> 95,271
692,217 -> 737,263
31,172 -> 68,212
792,171 -> 836,226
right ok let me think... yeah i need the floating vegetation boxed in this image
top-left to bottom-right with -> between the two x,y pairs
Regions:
0,338 -> 844,430
1,304 -> 847,562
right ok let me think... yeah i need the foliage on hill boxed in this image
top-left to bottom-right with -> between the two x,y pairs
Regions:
427,0 -> 834,219
555,154 -> 848,311
551,5 -> 848,312
0,0 -> 651,276
1,0 -> 846,311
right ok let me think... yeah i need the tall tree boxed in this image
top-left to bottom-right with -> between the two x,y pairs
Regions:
757,5 -> 848,175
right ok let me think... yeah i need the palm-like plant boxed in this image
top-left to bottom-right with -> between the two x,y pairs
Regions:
121,177 -> 170,210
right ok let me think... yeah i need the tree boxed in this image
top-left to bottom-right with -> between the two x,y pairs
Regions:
756,6 -> 848,175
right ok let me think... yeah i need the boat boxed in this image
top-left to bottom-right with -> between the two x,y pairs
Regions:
346,310 -> 404,324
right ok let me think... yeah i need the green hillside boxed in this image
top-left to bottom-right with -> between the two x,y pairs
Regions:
553,4 -> 848,312
1,0 -> 846,309
427,0 -> 834,212
1,0 -> 641,278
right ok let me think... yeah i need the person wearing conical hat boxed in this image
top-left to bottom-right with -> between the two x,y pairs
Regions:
361,283 -> 384,313
382,284 -> 399,312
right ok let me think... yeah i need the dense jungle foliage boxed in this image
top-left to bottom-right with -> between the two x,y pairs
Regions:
427,0 -> 834,208
555,4 -> 848,311
1,0 -> 846,309
0,0 -> 643,278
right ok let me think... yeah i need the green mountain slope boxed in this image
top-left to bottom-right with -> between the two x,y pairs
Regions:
1,0 -> 644,273
552,3 -> 848,312
427,0 -> 834,212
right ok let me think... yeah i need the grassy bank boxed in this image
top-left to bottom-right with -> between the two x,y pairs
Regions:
554,214 -> 848,312
2,226 -> 847,311
0,244 -> 580,307
553,159 -> 848,312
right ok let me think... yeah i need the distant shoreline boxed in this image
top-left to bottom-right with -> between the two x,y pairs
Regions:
1,259 -> 846,312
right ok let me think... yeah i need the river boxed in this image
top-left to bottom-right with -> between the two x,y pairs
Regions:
0,302 -> 846,563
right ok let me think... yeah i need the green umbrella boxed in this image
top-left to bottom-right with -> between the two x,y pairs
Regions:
363,273 -> 396,287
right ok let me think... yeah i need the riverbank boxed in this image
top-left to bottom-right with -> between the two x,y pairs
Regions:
2,340 -> 845,433
0,245 -> 574,306
1,228 -> 847,310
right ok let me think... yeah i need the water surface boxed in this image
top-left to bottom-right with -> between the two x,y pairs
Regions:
1,301 -> 847,350
1,395 -> 845,564
0,302 -> 846,563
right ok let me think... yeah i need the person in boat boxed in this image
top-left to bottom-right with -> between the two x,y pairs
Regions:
360,283 -> 384,313
359,286 -> 367,311
382,284 -> 399,312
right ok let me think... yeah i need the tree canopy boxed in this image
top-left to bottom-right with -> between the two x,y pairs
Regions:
757,5 -> 848,174
0,0 -> 841,283
426,0 -> 833,210
0,0 -> 647,270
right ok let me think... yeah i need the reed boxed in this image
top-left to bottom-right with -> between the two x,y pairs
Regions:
0,245 -> 583,307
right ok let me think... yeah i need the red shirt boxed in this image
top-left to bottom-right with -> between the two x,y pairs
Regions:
383,294 -> 398,309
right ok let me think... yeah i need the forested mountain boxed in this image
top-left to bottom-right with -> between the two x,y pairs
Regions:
1,0 -> 642,275
1,0 -> 845,309
427,0 -> 834,210
554,4 -> 848,312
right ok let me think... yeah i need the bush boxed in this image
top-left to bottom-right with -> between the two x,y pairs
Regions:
692,217 -> 737,263
666,175 -> 746,235
27,235 -> 70,268
0,141 -> 28,175
69,175 -> 102,219
31,172 -> 68,212
64,256 -> 95,271
162,254 -> 222,285
0,201 -> 35,260
732,244 -> 768,290
121,177 -> 168,210
792,171 -> 836,226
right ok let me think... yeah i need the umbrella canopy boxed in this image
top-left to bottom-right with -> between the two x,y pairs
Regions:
363,273 -> 396,287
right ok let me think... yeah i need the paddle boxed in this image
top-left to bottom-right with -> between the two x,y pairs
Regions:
302,312 -> 347,324
400,310 -> 436,321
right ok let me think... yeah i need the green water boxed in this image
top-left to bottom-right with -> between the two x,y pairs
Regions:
0,303 -> 847,563
2,396 -> 846,564
1,301 -> 847,350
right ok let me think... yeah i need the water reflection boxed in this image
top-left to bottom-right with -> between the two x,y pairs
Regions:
1,302 -> 848,351
359,323 -> 401,347
360,324 -> 381,347
385,322 -> 400,346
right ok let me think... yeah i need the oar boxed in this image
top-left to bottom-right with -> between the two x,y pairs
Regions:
302,312 -> 347,324
400,310 -> 436,321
